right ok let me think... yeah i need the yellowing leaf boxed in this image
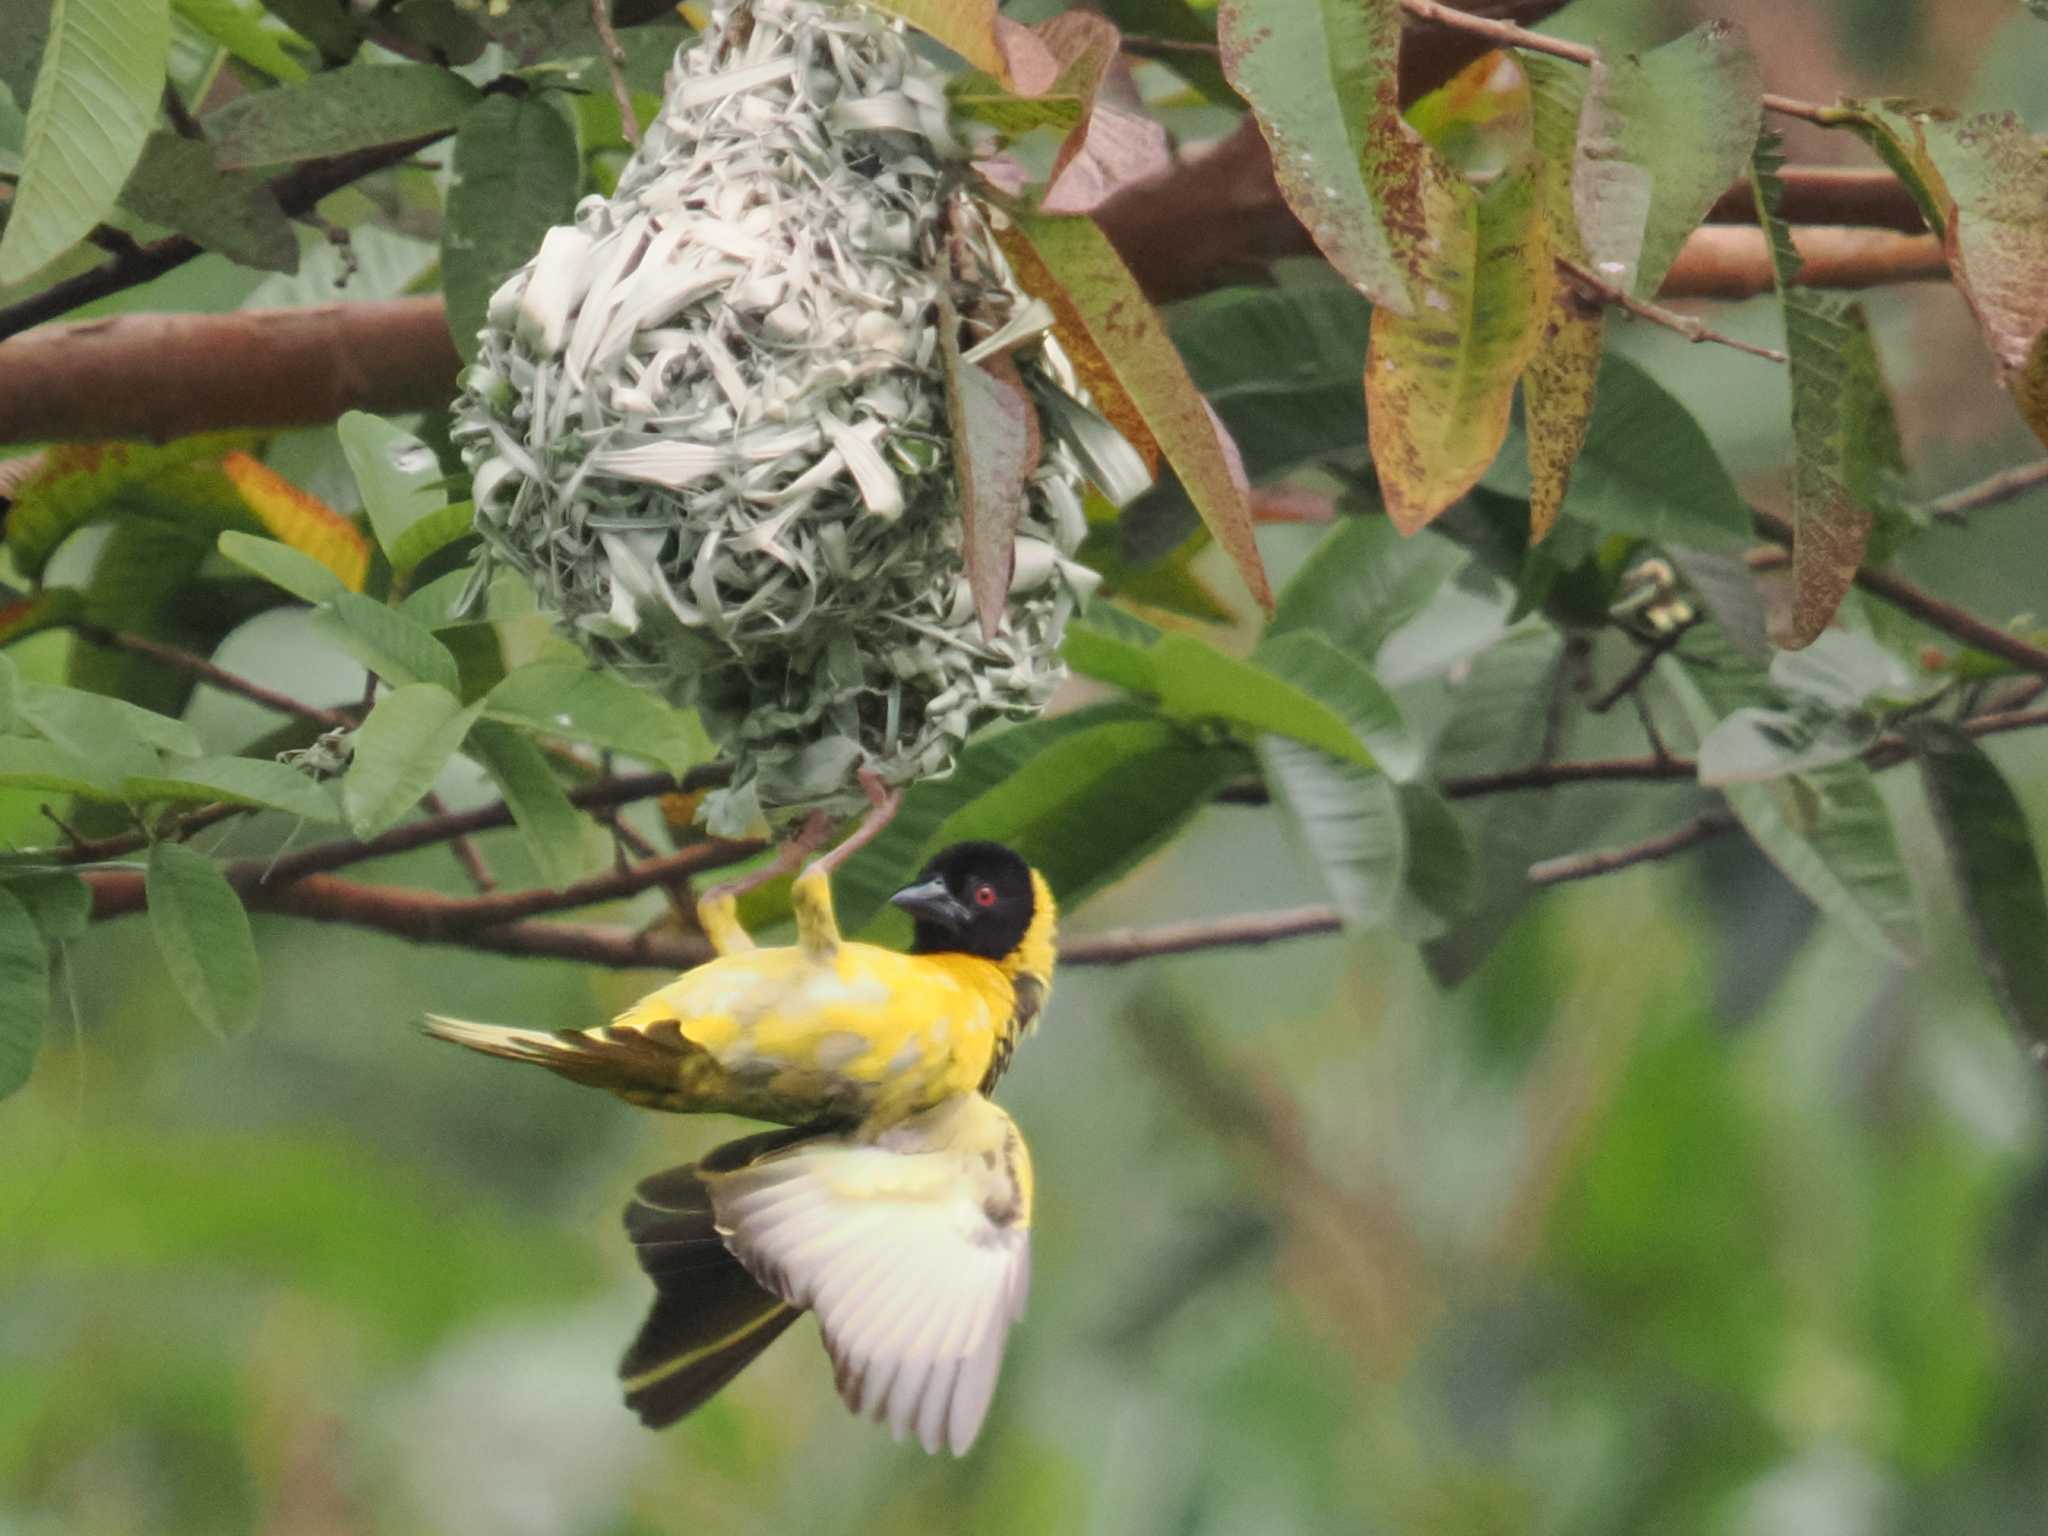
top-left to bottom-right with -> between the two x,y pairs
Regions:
1008,212 -> 1270,611
867,0 -> 1054,92
220,450 -> 370,592
3,434 -> 258,577
1367,162 -> 1552,534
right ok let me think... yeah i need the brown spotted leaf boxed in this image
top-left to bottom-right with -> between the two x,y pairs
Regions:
1217,0 -> 1411,312
1521,56 -> 1603,542
1367,161 -> 1553,535
939,291 -> 1040,642
1009,211 -> 1271,612
1920,114 -> 2048,450
1749,141 -> 1904,647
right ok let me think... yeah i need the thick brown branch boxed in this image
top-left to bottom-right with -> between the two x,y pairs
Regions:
1705,168 -> 1925,234
1753,508 -> 2048,676
0,299 -> 461,444
1656,227 -> 1947,300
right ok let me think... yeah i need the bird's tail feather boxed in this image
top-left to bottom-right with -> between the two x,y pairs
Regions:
618,1126 -> 823,1428
421,1013 -> 686,1097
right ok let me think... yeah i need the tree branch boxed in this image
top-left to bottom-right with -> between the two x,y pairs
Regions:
0,135 -> 453,344
0,298 -> 462,444
1752,508 -> 2048,676
1927,459 -> 2048,526
1524,810 -> 1736,886
85,627 -> 356,730
1558,256 -> 1786,364
0,187 -> 1951,446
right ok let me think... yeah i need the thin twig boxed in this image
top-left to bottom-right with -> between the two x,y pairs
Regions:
1759,92 -> 1833,124
591,0 -> 643,146
1525,810 -> 1737,886
1393,1 -> 1834,125
1589,621 -> 1699,714
1558,257 -> 1787,364
86,628 -> 355,730
0,132 -> 453,342
1441,754 -> 1699,798
1753,508 -> 2048,677
1395,0 -> 1595,63
421,790 -> 497,893
1928,460 -> 2048,526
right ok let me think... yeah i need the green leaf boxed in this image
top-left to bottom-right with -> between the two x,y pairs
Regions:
919,717 -> 1240,914
1367,162 -> 1553,534
1697,706 -> 1879,785
312,592 -> 461,693
1392,781 -> 1476,938
218,529 -> 349,604
254,0 -> 359,64
205,61 -> 478,170
835,702 -> 1153,934
1268,514 -> 1463,661
340,683 -> 480,838
0,737 -> 125,799
0,886 -> 50,1100
171,0 -> 309,81
1696,630 -> 1927,785
337,411 -> 447,562
4,870 -> 93,944
1909,719 -> 2048,1054
1258,731 -> 1403,931
116,130 -> 299,273
465,721 -> 592,888
1215,0 -> 1409,310
1064,617 -> 1383,768
1251,630 -> 1420,780
123,755 -> 340,820
0,0 -> 171,285
444,92 -> 581,364
1483,353 -> 1754,552
1006,212 -> 1272,612
15,673 -> 198,773
1167,283 -> 1373,483
1570,24 -> 1762,299
386,501 -> 475,578
1750,140 -> 1893,646
1665,653 -> 1919,961
484,662 -> 707,775
146,841 -> 260,1039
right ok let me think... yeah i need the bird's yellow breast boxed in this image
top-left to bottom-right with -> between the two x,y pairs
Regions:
608,942 -> 1018,1126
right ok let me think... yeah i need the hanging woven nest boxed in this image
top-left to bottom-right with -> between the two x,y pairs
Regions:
451,0 -> 1141,835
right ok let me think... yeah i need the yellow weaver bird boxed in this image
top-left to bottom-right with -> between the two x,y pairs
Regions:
425,840 -> 1056,1455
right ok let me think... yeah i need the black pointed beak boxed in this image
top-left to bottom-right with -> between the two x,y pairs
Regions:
890,877 -> 974,930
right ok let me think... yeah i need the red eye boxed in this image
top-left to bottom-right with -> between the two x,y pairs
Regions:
973,883 -> 998,908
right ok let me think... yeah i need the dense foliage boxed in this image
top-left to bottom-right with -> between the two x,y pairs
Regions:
2,0 -> 2047,1531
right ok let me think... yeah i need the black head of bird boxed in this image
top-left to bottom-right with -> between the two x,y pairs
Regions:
891,841 -> 1037,961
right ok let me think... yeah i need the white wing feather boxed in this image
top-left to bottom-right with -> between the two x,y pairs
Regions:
706,1093 -> 1032,1455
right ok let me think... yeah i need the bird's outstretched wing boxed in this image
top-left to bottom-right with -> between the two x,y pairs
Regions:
705,1093 -> 1033,1456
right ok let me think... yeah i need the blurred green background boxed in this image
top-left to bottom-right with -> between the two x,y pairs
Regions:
7,1 -> 2048,1533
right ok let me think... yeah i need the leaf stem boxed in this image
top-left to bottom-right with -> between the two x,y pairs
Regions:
1557,257 -> 1787,364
